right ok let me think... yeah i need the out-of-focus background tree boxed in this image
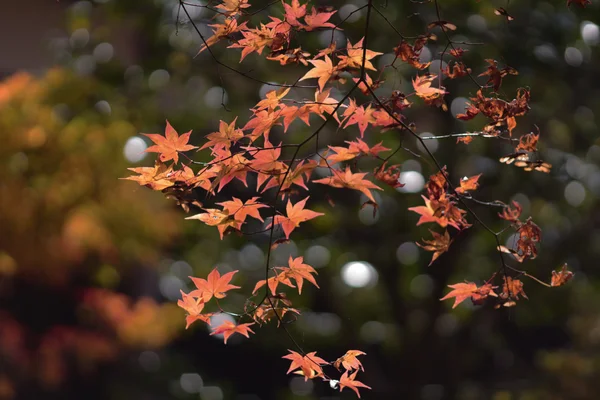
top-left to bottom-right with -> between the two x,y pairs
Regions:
1,1 -> 599,399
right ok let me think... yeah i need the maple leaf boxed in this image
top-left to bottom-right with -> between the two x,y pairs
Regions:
334,350 -> 366,372
217,197 -> 268,224
456,103 -> 479,121
247,143 -> 287,189
417,229 -> 452,266
498,201 -> 522,224
252,270 -> 296,296
551,264 -> 574,287
339,370 -> 371,398
210,320 -> 255,344
440,282 -> 478,308
413,74 -> 447,101
272,197 -> 324,239
374,162 -> 403,189
394,37 -> 430,69
408,195 -> 469,230
215,0 -> 251,17
337,38 -> 382,71
185,208 -> 240,239
283,0 -> 306,27
348,138 -> 390,158
443,61 -> 472,79
327,145 -> 359,165
254,88 -> 291,112
516,218 -> 541,260
303,6 -> 337,31
228,23 -> 279,61
122,160 -> 175,191
144,120 -> 197,164
313,166 -> 383,203
243,109 -> 282,143
177,290 -> 211,329
501,276 -> 528,301
455,174 -> 481,194
516,133 -> 540,152
188,268 -> 241,303
342,100 -> 376,138
282,350 -> 328,381
299,55 -> 337,92
306,88 -> 341,123
471,283 -> 498,306
200,118 -> 244,151
478,59 -> 518,92
197,18 -> 247,55
284,256 -> 319,294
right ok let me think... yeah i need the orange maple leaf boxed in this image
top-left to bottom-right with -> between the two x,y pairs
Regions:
283,0 -> 306,27
283,256 -> 319,294
413,74 -> 447,102
252,269 -> 296,296
215,0 -> 250,17
143,120 -> 197,164
337,38 -> 382,71
339,370 -> 372,398
185,208 -> 240,239
408,195 -> 469,230
188,268 -> 241,303
551,264 -> 574,287
272,197 -> 324,239
197,18 -> 247,55
313,166 -> 383,203
416,229 -> 452,266
455,174 -> 482,194
299,55 -> 337,92
217,196 -> 268,224
440,282 -> 478,308
303,7 -> 337,31
177,290 -> 211,329
342,100 -> 376,138
200,118 -> 244,151
122,160 -> 175,191
334,350 -> 366,371
282,350 -> 328,381
210,320 -> 255,344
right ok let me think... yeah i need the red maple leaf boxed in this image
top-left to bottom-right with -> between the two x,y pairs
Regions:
210,320 -> 255,344
144,120 -> 197,164
188,268 -> 241,303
